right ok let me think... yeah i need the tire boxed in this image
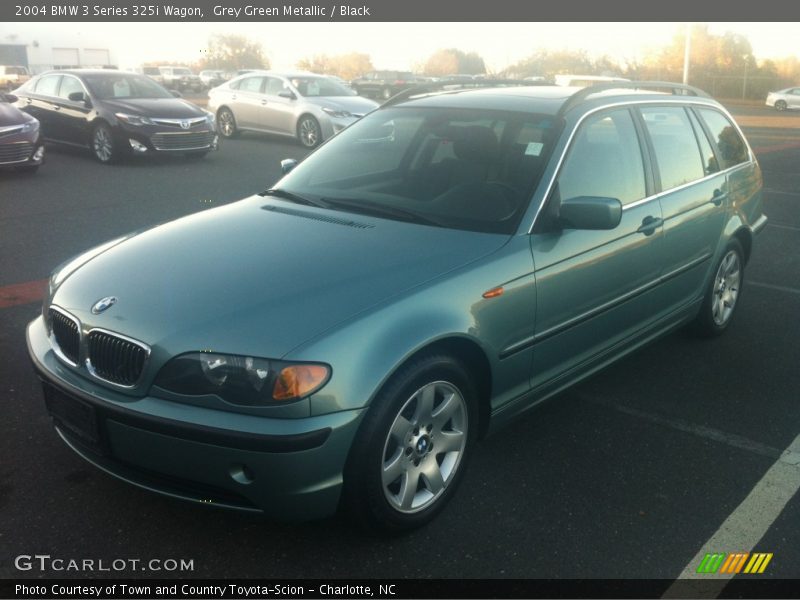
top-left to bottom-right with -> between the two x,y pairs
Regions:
91,122 -> 121,164
217,107 -> 239,139
297,115 -> 322,148
775,100 -> 787,112
342,353 -> 478,532
692,239 -> 744,337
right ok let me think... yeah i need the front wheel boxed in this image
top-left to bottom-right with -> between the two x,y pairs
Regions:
343,353 -> 478,532
775,100 -> 787,112
91,123 -> 121,164
297,116 -> 322,148
217,107 -> 238,138
692,239 -> 744,336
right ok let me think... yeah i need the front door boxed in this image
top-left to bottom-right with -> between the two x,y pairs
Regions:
530,108 -> 666,390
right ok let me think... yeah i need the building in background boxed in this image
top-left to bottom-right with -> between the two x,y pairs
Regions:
1,31 -> 116,73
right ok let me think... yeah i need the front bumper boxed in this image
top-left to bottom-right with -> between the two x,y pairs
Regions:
27,316 -> 363,520
117,122 -> 219,154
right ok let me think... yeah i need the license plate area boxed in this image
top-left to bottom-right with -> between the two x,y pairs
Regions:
43,382 -> 100,447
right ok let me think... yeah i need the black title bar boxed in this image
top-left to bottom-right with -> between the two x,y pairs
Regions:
5,579 -> 800,599
3,0 -> 800,22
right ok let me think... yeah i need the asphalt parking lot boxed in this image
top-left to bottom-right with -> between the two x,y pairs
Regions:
0,103 -> 798,584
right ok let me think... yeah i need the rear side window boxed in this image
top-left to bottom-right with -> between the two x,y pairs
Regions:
687,110 -> 719,176
640,107 -> 705,190
557,109 -> 646,205
697,108 -> 749,169
58,76 -> 83,100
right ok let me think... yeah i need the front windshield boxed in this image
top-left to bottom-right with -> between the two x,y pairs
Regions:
291,76 -> 354,97
82,74 -> 173,100
277,106 -> 560,234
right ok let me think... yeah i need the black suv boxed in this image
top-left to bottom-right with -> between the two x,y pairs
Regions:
351,71 -> 418,100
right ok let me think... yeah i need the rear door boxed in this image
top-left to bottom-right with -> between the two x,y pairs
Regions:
636,105 -> 727,311
229,75 -> 266,129
530,107 -> 666,389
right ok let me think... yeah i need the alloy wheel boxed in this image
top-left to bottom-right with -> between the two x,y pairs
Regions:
298,117 -> 321,148
218,109 -> 236,137
381,381 -> 468,514
711,250 -> 741,326
93,126 -> 113,162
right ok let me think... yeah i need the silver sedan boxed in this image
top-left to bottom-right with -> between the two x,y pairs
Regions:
765,87 -> 800,112
208,71 -> 379,148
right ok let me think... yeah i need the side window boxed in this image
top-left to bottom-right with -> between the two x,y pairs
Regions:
697,108 -> 748,169
687,110 -> 719,175
264,77 -> 285,95
556,109 -> 646,205
58,76 -> 83,100
35,74 -> 61,96
238,76 -> 264,93
640,106 -> 705,190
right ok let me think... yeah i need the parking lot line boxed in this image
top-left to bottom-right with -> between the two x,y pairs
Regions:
578,395 -> 784,460
766,222 -> 800,232
0,278 -> 46,310
662,433 -> 800,598
748,280 -> 800,297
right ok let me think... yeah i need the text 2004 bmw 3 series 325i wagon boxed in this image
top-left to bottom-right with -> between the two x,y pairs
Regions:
27,82 -> 766,531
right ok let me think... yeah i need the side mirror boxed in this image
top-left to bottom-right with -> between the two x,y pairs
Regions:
2,93 -> 18,103
170,90 -> 183,98
280,158 -> 298,174
278,90 -> 296,100
559,196 -> 622,230
67,91 -> 89,105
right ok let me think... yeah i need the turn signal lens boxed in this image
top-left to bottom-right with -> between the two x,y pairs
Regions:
482,286 -> 504,299
273,364 -> 330,401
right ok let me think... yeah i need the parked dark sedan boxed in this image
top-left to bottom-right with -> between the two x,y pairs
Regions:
13,70 -> 218,163
351,70 -> 419,100
0,93 -> 44,172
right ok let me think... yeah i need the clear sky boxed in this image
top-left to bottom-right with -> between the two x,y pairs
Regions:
2,22 -> 799,71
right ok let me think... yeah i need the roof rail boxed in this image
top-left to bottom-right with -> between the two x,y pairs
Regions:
381,78 -> 545,107
557,81 -> 711,117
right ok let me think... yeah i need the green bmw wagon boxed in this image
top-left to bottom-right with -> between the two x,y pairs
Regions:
27,82 -> 766,530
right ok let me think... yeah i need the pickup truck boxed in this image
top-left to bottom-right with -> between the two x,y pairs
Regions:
0,66 -> 31,92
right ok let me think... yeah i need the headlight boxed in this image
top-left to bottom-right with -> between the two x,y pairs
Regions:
153,352 -> 331,406
115,112 -> 154,126
322,107 -> 353,118
21,119 -> 40,133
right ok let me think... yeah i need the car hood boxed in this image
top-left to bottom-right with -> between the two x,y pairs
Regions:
52,196 -> 508,360
308,95 -> 379,116
0,101 -> 33,126
102,98 -> 206,118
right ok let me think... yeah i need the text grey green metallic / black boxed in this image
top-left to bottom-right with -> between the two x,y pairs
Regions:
27,82 -> 767,531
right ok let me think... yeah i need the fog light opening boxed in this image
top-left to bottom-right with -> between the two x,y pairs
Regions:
229,463 -> 255,485
128,139 -> 148,153
32,145 -> 45,161
211,135 -> 219,151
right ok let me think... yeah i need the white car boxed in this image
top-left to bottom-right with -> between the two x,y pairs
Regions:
765,87 -> 800,111
208,71 -> 379,148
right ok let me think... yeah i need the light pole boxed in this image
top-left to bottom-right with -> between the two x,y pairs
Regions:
683,23 -> 692,85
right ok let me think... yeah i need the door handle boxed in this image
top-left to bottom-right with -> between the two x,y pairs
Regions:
26,97 -> 33,104
637,216 -> 663,236
231,94 -> 237,100
260,99 -> 268,105
51,104 -> 61,111
711,190 -> 728,206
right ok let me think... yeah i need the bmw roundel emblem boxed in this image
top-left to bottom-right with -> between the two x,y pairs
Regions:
91,296 -> 117,314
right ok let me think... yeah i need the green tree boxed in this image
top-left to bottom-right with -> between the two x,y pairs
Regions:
202,34 -> 269,71
423,49 -> 486,76
295,52 -> 374,80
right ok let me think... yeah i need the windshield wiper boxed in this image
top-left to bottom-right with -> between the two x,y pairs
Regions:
321,197 -> 443,228
261,188 -> 330,209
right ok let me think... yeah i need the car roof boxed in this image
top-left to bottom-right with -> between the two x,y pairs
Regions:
391,84 -> 721,116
